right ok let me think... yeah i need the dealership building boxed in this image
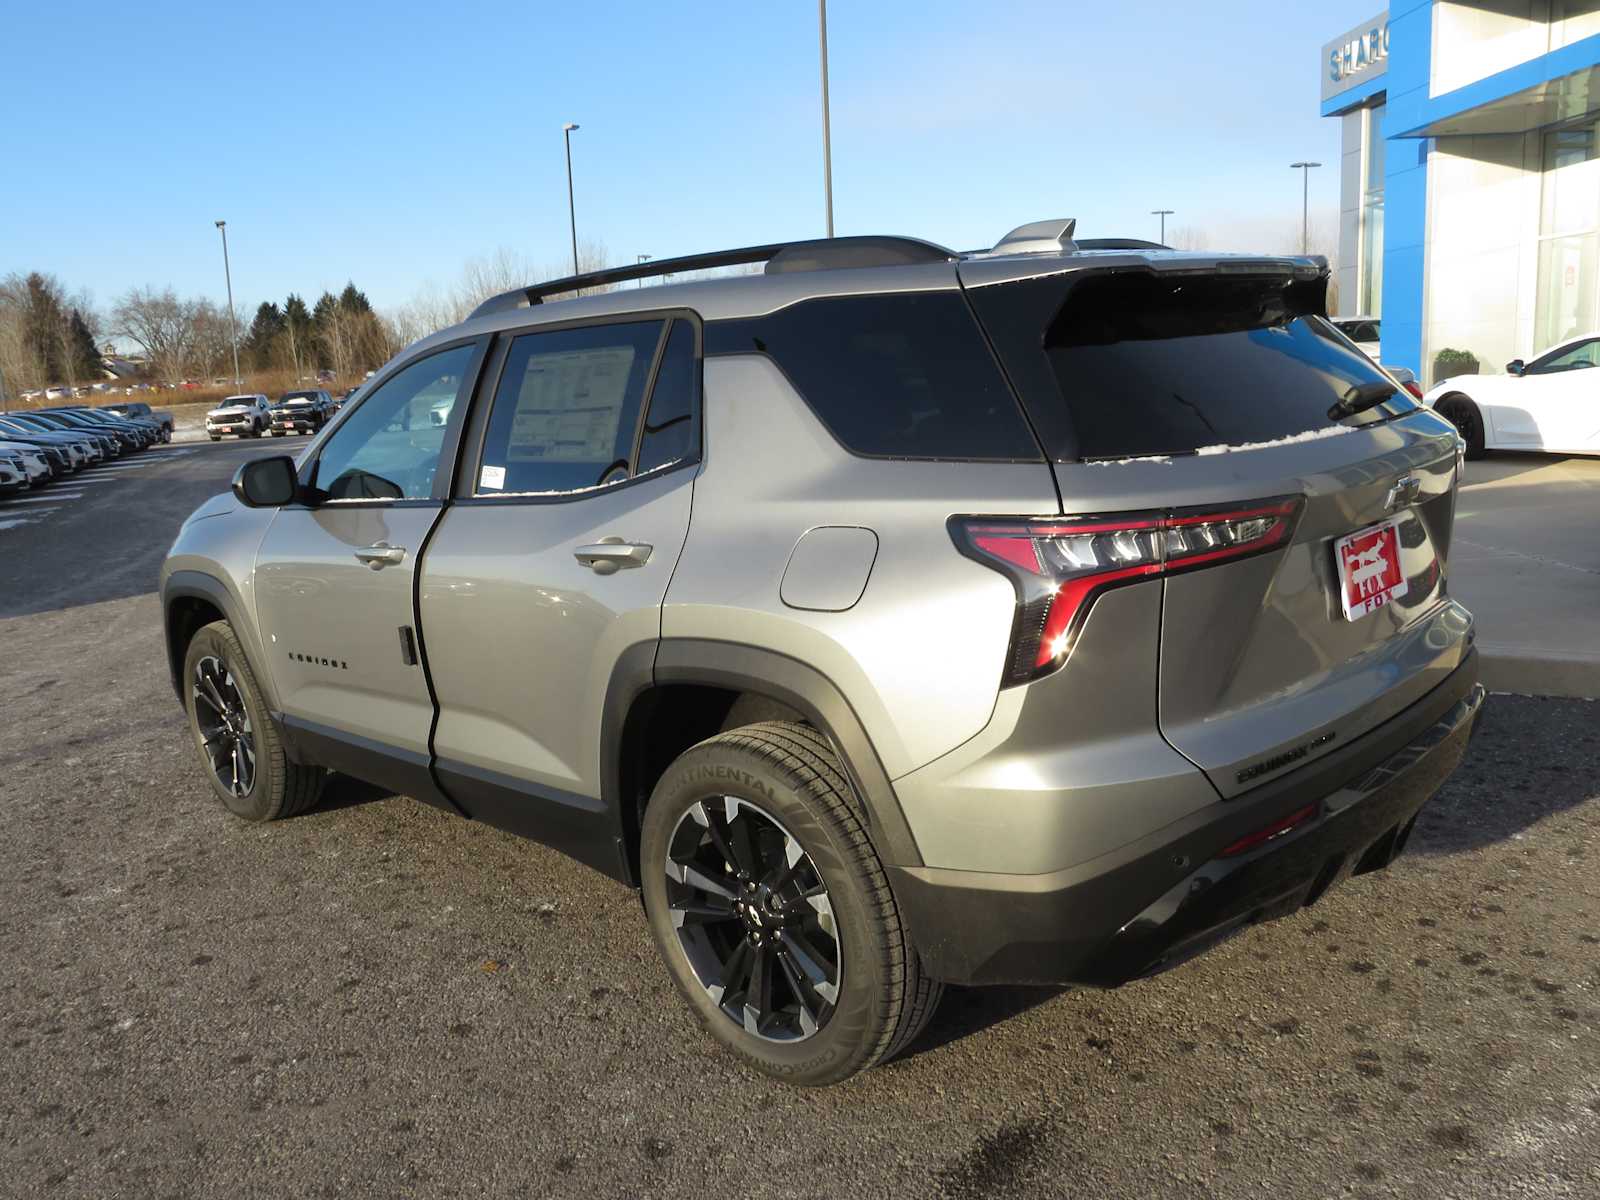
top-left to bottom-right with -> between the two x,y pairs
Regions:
1322,3 -> 1600,385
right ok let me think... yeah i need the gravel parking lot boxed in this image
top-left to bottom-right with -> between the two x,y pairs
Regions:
1,440 -> 1596,1199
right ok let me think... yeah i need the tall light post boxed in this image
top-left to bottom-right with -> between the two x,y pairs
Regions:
1151,209 -> 1174,244
818,0 -> 834,237
214,220 -> 241,387
636,254 -> 651,288
1290,161 -> 1322,254
563,122 -> 581,276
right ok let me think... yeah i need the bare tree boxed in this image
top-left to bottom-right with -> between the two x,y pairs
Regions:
189,301 -> 236,380
1167,225 -> 1210,251
113,287 -> 199,383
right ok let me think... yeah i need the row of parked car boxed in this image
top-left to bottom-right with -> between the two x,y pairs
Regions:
0,402 -> 173,496
204,390 -> 346,440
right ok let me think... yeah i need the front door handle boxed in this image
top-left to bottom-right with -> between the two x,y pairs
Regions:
574,536 -> 653,575
355,542 -> 406,569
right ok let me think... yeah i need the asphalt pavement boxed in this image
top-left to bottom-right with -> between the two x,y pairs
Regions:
1452,454 -> 1600,699
1,440 -> 1596,1199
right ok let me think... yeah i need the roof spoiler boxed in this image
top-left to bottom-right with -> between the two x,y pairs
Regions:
468,235 -> 957,318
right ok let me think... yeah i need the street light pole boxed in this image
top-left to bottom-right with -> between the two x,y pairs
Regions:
1290,162 -> 1322,254
214,220 -> 241,387
637,254 -> 651,288
1151,209 -> 1174,244
563,123 -> 581,276
819,0 -> 834,237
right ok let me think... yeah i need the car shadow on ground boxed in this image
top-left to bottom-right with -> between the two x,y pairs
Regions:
1407,695 -> 1598,856
1462,452 -> 1590,487
899,984 -> 1069,1061
293,772 -> 396,817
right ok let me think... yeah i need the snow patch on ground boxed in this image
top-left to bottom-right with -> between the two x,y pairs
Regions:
1193,425 -> 1356,456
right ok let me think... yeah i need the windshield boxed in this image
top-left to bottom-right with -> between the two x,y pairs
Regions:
280,391 -> 318,403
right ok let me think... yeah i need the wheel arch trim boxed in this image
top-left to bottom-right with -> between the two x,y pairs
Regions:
162,570 -> 281,715
607,638 -> 924,872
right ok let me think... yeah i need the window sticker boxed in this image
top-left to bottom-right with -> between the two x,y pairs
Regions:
479,464 -> 506,491
506,346 -> 636,462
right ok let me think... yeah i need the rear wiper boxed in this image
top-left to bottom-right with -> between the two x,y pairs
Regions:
1328,379 -> 1397,420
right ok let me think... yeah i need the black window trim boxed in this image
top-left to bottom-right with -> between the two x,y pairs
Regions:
291,332 -> 490,509
1526,335 -> 1600,374
702,288 -> 1048,465
450,306 -> 704,508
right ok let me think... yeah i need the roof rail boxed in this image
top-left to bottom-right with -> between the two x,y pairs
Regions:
468,235 -> 956,319
1076,238 -> 1171,251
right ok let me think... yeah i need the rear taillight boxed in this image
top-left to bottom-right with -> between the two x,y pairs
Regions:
953,496 -> 1303,686
1402,380 -> 1423,400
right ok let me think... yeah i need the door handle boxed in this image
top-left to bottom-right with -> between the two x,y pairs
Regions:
355,542 -> 406,569
574,536 -> 653,575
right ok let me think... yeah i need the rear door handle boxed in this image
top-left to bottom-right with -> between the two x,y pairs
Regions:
574,537 -> 653,574
355,542 -> 406,569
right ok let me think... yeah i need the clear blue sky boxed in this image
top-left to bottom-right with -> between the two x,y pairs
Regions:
1,0 -> 1383,316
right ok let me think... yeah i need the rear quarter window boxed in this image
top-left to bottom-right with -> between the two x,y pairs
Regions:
968,269 -> 1417,460
704,291 -> 1041,461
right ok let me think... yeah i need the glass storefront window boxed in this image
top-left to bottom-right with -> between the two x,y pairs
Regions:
1359,104 -> 1386,318
1536,235 -> 1598,351
1361,195 -> 1385,317
1535,120 -> 1600,352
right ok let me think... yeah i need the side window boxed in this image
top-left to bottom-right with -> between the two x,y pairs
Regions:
313,343 -> 476,501
1532,338 -> 1600,373
475,321 -> 660,495
635,320 -> 698,475
708,292 -> 1040,460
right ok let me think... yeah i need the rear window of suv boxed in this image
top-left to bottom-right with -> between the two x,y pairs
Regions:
967,269 -> 1418,461
704,291 -> 1041,461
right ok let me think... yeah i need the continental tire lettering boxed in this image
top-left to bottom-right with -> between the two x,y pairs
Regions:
677,762 -> 777,802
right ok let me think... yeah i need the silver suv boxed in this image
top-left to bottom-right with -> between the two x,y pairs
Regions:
161,222 -> 1483,1085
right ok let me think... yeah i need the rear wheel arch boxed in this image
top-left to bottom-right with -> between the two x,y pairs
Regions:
604,640 -> 923,887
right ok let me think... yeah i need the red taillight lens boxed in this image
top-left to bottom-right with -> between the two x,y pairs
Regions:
953,496 -> 1303,687
1403,380 -> 1424,400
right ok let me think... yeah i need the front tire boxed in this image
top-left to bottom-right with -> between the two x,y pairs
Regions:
183,620 -> 322,821
1435,394 -> 1486,459
640,721 -> 941,1086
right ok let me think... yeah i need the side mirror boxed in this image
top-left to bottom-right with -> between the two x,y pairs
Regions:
1506,359 -> 1525,376
232,455 -> 300,507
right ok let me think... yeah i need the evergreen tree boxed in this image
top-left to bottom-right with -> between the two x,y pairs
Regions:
338,282 -> 372,314
22,273 -> 67,382
282,294 -> 312,379
243,302 -> 285,372
67,309 -> 105,380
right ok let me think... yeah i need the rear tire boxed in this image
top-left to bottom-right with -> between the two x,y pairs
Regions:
182,620 -> 322,822
640,720 -> 941,1086
1435,394 -> 1486,459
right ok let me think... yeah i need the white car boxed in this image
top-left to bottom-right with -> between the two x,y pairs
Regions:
205,394 -> 272,440
1423,331 -> 1600,458
0,454 -> 27,495
0,441 -> 51,485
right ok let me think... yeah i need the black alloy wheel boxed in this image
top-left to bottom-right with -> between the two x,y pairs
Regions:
664,795 -> 841,1042
192,654 -> 255,798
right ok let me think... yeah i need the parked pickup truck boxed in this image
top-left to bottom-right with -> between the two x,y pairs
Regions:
205,395 -> 271,440
269,390 -> 334,436
99,400 -> 174,443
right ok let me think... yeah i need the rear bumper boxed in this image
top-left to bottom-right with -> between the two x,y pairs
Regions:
890,651 -> 1483,986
